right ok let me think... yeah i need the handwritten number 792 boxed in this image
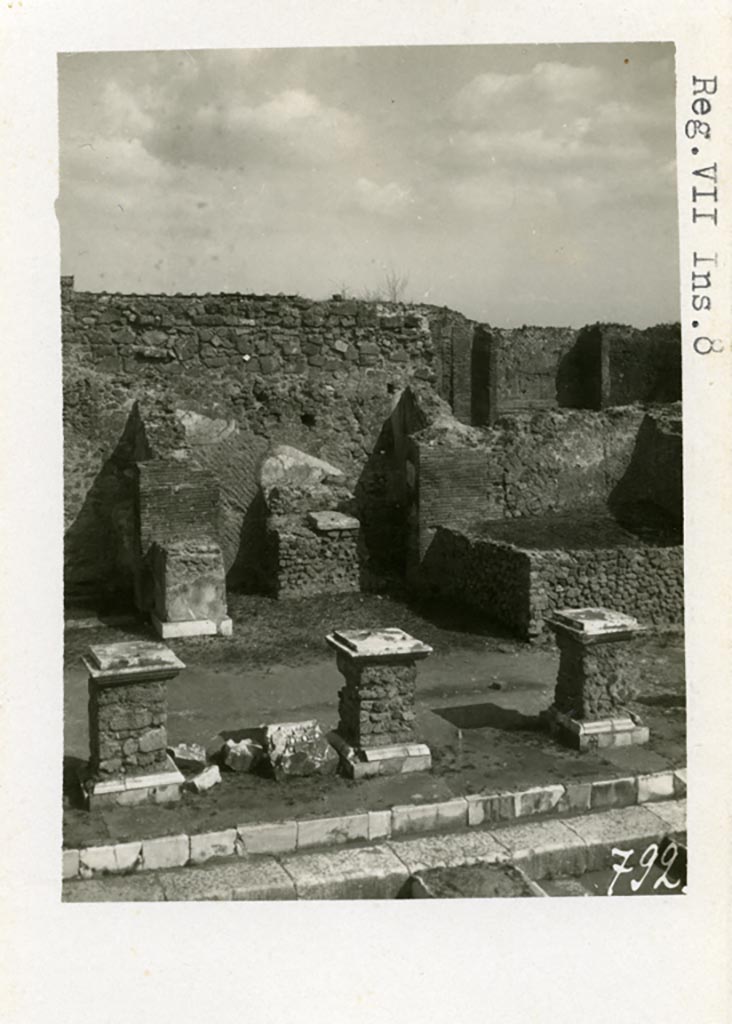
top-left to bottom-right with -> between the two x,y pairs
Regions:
608,842 -> 686,896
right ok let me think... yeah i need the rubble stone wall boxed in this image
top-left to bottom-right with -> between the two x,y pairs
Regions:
415,524 -> 683,640
265,517 -> 362,598
528,545 -> 684,637
62,280 -> 682,607
415,527 -> 532,637
88,679 -> 168,777
336,655 -> 418,748
63,285 -> 443,602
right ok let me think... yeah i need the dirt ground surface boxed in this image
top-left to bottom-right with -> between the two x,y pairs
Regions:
63,592 -> 686,850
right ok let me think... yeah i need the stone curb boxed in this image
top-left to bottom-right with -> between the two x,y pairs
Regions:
62,766 -> 687,880
62,800 -> 687,902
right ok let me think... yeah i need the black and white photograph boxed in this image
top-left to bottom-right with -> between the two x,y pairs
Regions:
2,3 -> 731,1021
58,42 -> 687,902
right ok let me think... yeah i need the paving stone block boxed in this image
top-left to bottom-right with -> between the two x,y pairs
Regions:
368,810 -> 392,841
113,841 -> 143,873
158,859 -> 296,901
387,830 -> 509,875
556,781 -> 592,813
142,833 -> 190,871
62,849 -> 80,880
466,792 -> 516,827
637,771 -> 676,803
391,797 -> 468,836
645,798 -> 687,836
297,813 -> 369,850
280,846 -> 409,900
62,874 -> 166,902
673,768 -> 687,797
515,784 -> 565,818
563,805 -> 670,870
236,821 -> 297,855
189,829 -> 237,864
80,841 -> 141,877
411,862 -> 539,899
590,776 -> 638,810
488,819 -> 589,878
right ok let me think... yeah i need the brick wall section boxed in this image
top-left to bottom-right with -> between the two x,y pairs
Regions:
412,444 -> 489,561
136,461 -> 221,552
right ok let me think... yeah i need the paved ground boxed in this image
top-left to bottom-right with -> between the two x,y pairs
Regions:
62,799 -> 687,902
63,592 -> 686,849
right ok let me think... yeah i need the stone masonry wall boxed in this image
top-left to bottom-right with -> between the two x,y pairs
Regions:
529,545 -> 683,637
603,324 -> 681,407
88,679 -> 168,778
408,408 -> 647,571
415,523 -> 682,641
63,284 -> 443,602
473,325 -> 580,422
63,279 -> 682,606
336,655 -> 418,748
265,517 -> 362,598
416,527 -> 532,637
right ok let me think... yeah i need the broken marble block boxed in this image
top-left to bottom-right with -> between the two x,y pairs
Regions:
262,720 -> 338,780
169,741 -> 207,772
222,737 -> 264,773
188,765 -> 221,793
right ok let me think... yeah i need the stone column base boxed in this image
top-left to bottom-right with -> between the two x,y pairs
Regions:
151,613 -> 233,639
541,706 -> 650,752
328,732 -> 432,779
80,755 -> 185,809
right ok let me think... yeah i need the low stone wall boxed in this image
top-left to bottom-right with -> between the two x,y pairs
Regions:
265,515 -> 362,598
415,527 -> 532,637
416,525 -> 683,641
529,546 -> 684,638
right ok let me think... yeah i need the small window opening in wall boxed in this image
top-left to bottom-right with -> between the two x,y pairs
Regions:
301,412 -> 317,428
387,382 -> 397,394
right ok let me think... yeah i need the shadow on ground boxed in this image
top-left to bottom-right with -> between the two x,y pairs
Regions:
433,703 -> 541,732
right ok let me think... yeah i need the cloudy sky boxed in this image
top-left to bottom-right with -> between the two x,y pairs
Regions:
57,43 -> 679,327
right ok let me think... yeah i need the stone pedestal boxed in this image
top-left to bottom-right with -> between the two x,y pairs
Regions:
542,608 -> 649,751
150,540 -> 233,638
326,627 -> 433,778
82,641 -> 186,808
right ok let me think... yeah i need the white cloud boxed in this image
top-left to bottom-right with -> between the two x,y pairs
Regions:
352,177 -> 413,217
453,62 -> 605,123
145,86 -> 362,169
447,175 -> 558,214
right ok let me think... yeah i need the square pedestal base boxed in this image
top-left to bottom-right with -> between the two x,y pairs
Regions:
81,755 -> 185,809
151,613 -> 233,639
542,706 -> 649,752
328,732 -> 432,779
